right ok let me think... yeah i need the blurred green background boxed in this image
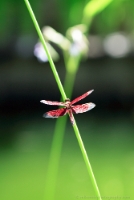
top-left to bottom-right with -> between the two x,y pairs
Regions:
0,0 -> 134,199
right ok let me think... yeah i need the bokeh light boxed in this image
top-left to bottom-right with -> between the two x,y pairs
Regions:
103,33 -> 131,58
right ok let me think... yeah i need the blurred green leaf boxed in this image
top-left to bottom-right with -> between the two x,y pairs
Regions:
93,0 -> 124,34
82,0 -> 113,26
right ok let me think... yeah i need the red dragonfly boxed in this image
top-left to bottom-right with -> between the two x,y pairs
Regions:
40,90 -> 95,124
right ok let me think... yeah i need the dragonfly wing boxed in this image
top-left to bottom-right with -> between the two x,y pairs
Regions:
71,90 -> 94,105
40,100 -> 65,106
43,108 -> 68,118
72,103 -> 95,114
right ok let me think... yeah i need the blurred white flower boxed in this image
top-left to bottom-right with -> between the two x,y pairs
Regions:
34,42 -> 48,62
34,24 -> 89,62
67,25 -> 89,56
71,29 -> 83,42
34,42 -> 59,62
42,26 -> 70,51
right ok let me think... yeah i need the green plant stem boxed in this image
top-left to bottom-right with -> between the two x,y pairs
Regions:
24,0 -> 102,199
44,116 -> 67,200
44,120 -> 68,200
24,0 -> 66,101
44,58 -> 79,200
72,121 -> 102,200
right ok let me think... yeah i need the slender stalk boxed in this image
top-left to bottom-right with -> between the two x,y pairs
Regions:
24,0 -> 66,101
44,60 -> 78,200
24,0 -> 102,199
44,117 -> 67,200
72,120 -> 102,200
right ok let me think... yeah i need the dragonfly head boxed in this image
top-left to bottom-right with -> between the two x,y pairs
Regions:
65,98 -> 70,102
64,98 -> 71,108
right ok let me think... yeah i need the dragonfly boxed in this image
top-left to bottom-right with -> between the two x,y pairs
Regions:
40,90 -> 95,124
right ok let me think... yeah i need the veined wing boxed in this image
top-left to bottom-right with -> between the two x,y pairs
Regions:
72,103 -> 95,114
40,100 -> 65,106
71,90 -> 94,105
43,108 -> 68,118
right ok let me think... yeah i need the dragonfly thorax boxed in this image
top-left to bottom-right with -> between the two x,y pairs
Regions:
64,98 -> 71,108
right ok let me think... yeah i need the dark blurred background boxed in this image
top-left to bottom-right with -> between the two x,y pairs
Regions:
0,0 -> 134,200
